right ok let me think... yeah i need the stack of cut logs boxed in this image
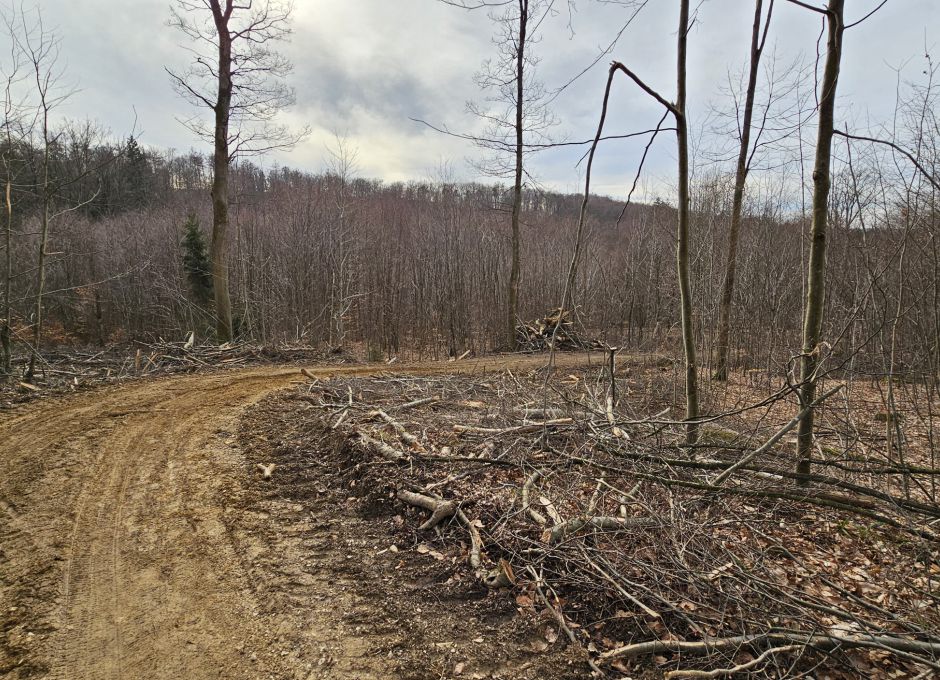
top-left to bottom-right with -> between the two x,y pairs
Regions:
516,309 -> 602,351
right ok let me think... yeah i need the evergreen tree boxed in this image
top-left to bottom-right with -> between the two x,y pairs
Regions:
181,213 -> 213,306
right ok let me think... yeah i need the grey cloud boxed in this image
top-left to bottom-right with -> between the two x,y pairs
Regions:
11,0 -> 939,196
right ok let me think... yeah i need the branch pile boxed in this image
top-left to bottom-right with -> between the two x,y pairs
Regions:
289,363 -> 940,679
1,340 -> 342,407
516,308 -> 604,351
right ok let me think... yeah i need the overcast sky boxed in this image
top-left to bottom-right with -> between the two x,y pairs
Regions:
16,0 -> 940,199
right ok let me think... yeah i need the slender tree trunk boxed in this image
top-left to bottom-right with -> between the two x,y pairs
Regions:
2,146 -> 12,375
675,0 -> 699,444
210,0 -> 234,343
796,0 -> 844,480
714,0 -> 772,381
26,108 -> 50,381
507,0 -> 527,350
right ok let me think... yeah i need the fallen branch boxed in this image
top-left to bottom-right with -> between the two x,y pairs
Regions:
547,515 -> 656,545
397,490 -> 457,530
599,634 -> 770,662
389,395 -> 441,412
454,418 -> 574,436
522,470 -> 549,526
599,631 -> 940,668
580,546 -> 660,619
456,507 -> 483,570
370,409 -> 423,449
357,432 -> 410,462
397,487 -> 483,570
711,384 -> 843,487
664,644 -> 801,679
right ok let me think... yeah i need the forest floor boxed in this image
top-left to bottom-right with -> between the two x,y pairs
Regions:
0,353 -> 602,680
3,350 -> 939,679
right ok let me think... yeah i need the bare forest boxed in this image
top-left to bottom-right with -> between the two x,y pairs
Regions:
2,1 -> 940,679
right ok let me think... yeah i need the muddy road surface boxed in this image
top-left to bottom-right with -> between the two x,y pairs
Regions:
0,353 -> 601,679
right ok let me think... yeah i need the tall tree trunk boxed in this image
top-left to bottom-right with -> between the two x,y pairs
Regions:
675,0 -> 699,444
26,109 -> 50,381
796,0 -> 844,480
714,0 -> 772,381
2,145 -> 12,375
506,0 -> 527,350
211,0 -> 234,343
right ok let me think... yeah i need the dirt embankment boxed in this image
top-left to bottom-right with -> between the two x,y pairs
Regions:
0,353 -> 601,679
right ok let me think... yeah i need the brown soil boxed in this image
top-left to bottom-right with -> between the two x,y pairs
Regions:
0,353 -> 602,680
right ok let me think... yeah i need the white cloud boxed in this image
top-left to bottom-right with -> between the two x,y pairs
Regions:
12,0 -> 938,199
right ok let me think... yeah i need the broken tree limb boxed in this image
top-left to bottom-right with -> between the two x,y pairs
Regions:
710,384 -> 843,487
599,631 -> 940,668
256,463 -> 276,479
456,508 -> 482,570
599,634 -> 767,662
453,418 -> 574,436
522,470 -> 549,526
579,545 -> 660,619
664,644 -> 801,679
547,516 -> 656,545
483,558 -> 515,588
606,394 -> 626,438
357,432 -> 410,462
370,409 -> 422,449
539,495 -> 564,526
332,408 -> 349,429
389,395 -> 440,412
397,490 -> 457,530
396,488 -> 482,570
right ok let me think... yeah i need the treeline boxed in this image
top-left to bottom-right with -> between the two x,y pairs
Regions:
3,134 -> 937,379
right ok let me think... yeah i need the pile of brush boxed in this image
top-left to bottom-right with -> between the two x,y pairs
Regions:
516,308 -> 602,351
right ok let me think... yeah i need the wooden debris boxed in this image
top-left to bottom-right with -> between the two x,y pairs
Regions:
389,395 -> 440,412
397,490 -> 457,530
453,418 -> 574,436
370,409 -> 423,450
357,431 -> 410,462
545,516 -> 656,545
516,308 -> 603,352
483,558 -> 515,588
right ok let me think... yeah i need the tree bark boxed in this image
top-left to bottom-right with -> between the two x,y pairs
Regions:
796,0 -> 844,481
675,0 -> 699,444
26,99 -> 50,382
210,0 -> 234,343
714,0 -> 772,381
2,143 -> 12,375
506,0 -> 527,350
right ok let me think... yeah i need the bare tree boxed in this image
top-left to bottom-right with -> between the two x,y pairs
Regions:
792,0 -> 844,480
325,135 -> 363,350
603,0 -> 699,442
713,0 -> 774,381
438,0 -> 558,349
167,0 -> 305,343
0,9 -> 24,375
13,8 -> 70,381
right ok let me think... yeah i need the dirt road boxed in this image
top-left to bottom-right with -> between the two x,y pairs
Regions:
0,353 -> 600,679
